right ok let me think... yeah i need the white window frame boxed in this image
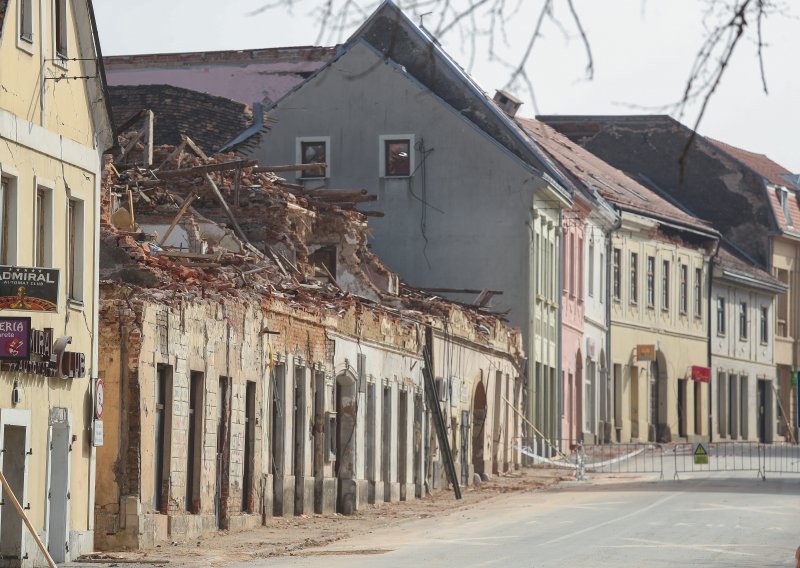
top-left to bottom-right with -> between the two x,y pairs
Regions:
717,296 -> 726,336
739,301 -> 748,341
16,0 -> 35,54
0,166 -> 19,265
378,134 -> 415,178
760,305 -> 769,345
295,136 -> 330,180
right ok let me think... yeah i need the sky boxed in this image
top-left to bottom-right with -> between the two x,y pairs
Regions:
94,0 -> 800,172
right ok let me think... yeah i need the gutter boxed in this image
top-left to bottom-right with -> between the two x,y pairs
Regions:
606,210 -> 622,440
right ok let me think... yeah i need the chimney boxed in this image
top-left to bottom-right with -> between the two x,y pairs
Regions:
493,89 -> 522,118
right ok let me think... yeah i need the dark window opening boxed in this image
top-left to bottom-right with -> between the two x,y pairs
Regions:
384,139 -> 411,177
300,141 -> 327,178
186,371 -> 203,513
55,0 -> 67,58
243,381 -> 256,513
309,246 -> 337,282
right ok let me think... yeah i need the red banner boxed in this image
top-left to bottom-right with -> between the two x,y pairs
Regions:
691,365 -> 711,383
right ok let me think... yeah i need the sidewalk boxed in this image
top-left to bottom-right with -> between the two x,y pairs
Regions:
72,468 -> 567,567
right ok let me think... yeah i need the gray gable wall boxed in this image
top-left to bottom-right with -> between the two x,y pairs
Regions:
247,40 -> 551,337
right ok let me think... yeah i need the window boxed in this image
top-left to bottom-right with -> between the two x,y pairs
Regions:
296,137 -> 329,179
739,302 -> 748,340
568,233 -> 575,296
612,248 -> 621,301
661,260 -> 670,310
19,0 -> 34,43
760,306 -> 769,344
646,256 -> 655,307
599,252 -> 604,303
67,199 -> 84,301
588,241 -> 594,297
679,264 -> 688,314
0,177 -> 13,264
778,188 -> 793,227
775,268 -> 789,337
35,187 -> 53,267
694,268 -> 702,318
629,252 -> 638,304
717,297 -> 726,335
54,0 -> 68,58
577,237 -> 584,301
379,135 -> 414,177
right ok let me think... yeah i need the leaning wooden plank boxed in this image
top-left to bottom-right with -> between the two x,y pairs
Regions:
156,160 -> 257,179
144,110 -> 154,167
252,163 -> 328,173
0,470 -> 57,568
181,134 -> 209,161
306,188 -> 367,198
204,173 -> 249,243
360,211 -> 385,218
114,129 -> 145,165
158,193 -> 197,246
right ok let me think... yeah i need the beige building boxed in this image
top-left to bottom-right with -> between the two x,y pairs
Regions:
0,0 -> 113,565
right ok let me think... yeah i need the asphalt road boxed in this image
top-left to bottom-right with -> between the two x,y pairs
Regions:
246,471 -> 800,568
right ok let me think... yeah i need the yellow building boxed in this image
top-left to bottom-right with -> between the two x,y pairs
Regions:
0,0 -> 113,565
609,213 -> 717,443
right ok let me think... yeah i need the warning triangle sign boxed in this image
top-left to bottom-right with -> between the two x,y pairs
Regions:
694,443 -> 708,456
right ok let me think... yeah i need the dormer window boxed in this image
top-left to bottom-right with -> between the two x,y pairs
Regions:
778,187 -> 793,227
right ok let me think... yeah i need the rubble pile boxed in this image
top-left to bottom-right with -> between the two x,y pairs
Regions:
101,126 -> 520,350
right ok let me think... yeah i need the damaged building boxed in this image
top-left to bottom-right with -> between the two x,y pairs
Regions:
94,129 -> 524,549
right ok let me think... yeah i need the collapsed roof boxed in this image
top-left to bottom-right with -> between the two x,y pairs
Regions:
101,123 -> 522,354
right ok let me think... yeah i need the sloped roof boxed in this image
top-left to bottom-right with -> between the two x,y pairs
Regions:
110,85 -> 253,154
516,117 -> 714,233
539,114 -> 776,266
714,244 -> 785,292
706,138 -> 795,188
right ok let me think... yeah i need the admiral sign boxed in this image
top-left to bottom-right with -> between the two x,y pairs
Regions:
0,267 -> 59,312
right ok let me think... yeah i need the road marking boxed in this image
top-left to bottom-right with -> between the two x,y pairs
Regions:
601,537 -> 769,557
682,503 -> 792,516
536,492 -> 681,547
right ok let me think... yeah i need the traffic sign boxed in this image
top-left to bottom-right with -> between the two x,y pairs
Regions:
693,442 -> 709,465
95,378 -> 105,419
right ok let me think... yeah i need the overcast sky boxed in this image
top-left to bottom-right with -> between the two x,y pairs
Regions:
94,0 -> 800,171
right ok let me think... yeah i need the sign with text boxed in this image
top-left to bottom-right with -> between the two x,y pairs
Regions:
691,365 -> 711,383
0,267 -> 59,312
636,344 -> 656,362
0,317 -> 30,360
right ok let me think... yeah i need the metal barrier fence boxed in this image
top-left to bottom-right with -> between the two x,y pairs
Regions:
514,438 -> 800,481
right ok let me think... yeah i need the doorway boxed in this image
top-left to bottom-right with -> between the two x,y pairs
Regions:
757,379 -> 768,443
460,411 -> 469,485
335,374 -> 357,514
0,421 -> 28,564
678,379 -> 687,439
471,381 -> 487,476
47,422 -> 71,563
293,366 -> 307,514
630,366 -> 640,440
398,390 -> 408,500
215,377 -> 228,529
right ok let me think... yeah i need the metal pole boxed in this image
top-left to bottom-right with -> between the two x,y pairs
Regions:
0,470 -> 56,568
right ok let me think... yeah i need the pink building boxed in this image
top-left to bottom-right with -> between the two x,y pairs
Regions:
561,197 -> 591,447
104,46 -> 334,106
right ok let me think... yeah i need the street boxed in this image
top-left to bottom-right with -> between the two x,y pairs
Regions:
244,472 -> 799,568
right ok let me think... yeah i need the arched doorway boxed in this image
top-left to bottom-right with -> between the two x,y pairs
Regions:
471,380 -> 487,476
335,373 -> 357,514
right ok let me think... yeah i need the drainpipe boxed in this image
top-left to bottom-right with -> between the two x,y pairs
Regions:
708,238 -> 721,443
556,213 -> 564,448
606,212 -> 622,441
